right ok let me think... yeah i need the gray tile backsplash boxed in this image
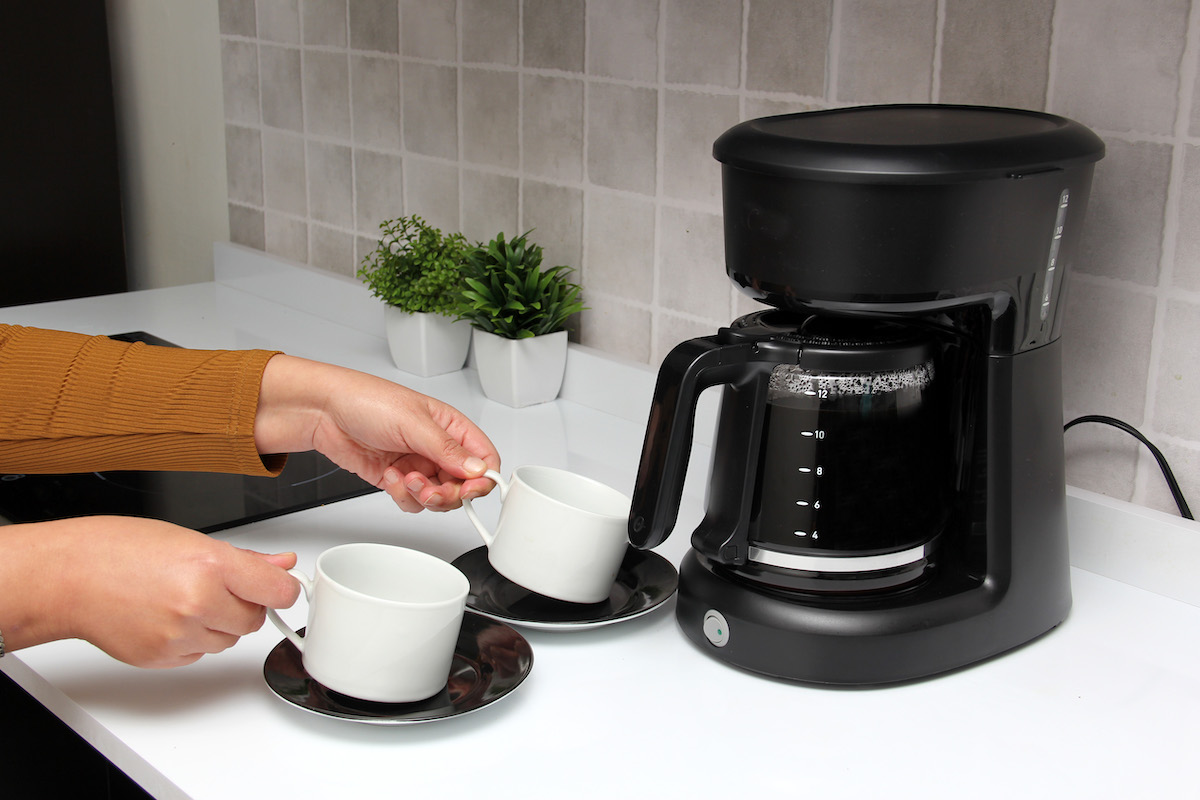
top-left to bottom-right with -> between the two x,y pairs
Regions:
462,0 -> 518,66
585,190 -> 656,300
228,205 -> 265,251
1077,139 -> 1171,285
587,0 -> 659,82
401,0 -> 457,61
835,0 -> 936,104
1051,0 -> 1188,136
258,44 -> 303,131
348,0 -> 398,53
401,62 -> 457,159
461,169 -> 518,244
523,181 -> 584,273
1062,280 -> 1157,426
662,90 -> 739,205
219,0 -> 257,37
461,68 -> 519,170
745,0 -> 830,95
220,39 -> 260,124
940,0 -> 1052,109
303,50 -> 351,139
260,129 -> 306,216
657,206 -> 729,324
524,0 -> 585,72
257,0 -> 301,44
350,55 -> 401,150
306,141 -> 353,228
522,75 -> 585,182
1157,300 -> 1200,441
224,124 -> 263,206
664,0 -> 742,88
402,158 -> 458,232
302,0 -> 346,47
353,149 -> 404,235
1175,144 -> 1200,293
587,83 -> 658,194
265,209 -> 307,264
309,224 -> 355,276
220,0 -> 1200,516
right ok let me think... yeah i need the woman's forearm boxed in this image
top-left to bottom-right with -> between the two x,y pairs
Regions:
0,325 -> 281,475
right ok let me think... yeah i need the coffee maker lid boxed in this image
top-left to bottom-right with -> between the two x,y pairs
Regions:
713,104 -> 1105,184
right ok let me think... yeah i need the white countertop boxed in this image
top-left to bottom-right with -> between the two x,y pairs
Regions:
3,245 -> 1199,799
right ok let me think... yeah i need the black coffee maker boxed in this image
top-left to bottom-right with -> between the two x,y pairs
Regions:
630,105 -> 1105,684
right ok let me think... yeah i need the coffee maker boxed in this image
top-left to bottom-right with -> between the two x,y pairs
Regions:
630,105 -> 1105,684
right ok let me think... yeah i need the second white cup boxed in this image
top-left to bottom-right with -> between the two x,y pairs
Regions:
461,466 -> 631,604
266,543 -> 468,703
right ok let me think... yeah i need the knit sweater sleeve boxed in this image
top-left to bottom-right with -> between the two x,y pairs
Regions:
0,324 -> 286,476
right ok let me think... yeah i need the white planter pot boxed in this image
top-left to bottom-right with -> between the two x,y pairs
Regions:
473,329 -> 568,408
384,307 -> 471,377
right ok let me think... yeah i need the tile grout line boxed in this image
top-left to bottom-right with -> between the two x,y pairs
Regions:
252,19 -> 268,257
342,4 -> 359,262
581,0 -> 597,344
455,1 -> 465,235
295,11 -> 312,265
649,0 -> 667,363
931,0 -> 945,102
395,4 -> 407,226
729,0 -> 751,328
1044,0 -> 1060,112
827,0 -> 841,103
517,0 -> 526,237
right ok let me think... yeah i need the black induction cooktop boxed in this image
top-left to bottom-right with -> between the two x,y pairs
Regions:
0,332 -> 379,532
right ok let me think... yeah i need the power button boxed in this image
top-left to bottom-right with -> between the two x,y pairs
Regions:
702,610 -> 730,647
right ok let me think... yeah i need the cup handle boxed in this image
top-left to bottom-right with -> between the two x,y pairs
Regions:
461,469 -> 508,548
265,568 -> 313,652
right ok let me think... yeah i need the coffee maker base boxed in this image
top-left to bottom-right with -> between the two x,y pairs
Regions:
675,549 -> 1069,685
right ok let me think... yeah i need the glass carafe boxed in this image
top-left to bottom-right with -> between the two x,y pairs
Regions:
742,317 -> 951,593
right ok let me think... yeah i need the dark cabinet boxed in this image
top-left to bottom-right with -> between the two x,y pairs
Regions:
0,3 -> 127,307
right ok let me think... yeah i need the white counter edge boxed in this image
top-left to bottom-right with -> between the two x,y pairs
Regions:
1066,485 -> 1200,607
1,656 -> 179,799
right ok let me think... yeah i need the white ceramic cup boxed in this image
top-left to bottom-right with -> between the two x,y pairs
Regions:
461,466 -> 631,604
266,543 -> 469,703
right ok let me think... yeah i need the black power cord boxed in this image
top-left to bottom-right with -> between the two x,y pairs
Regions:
1064,414 -> 1194,520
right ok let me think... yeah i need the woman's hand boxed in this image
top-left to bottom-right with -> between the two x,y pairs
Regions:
0,517 -> 300,668
253,355 -> 500,513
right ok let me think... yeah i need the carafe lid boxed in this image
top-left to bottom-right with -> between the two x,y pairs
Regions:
714,104 -> 1105,184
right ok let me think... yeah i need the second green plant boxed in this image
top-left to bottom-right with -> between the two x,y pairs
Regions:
457,231 -> 585,339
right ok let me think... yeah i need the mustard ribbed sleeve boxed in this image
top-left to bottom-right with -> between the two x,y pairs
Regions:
0,324 -> 285,476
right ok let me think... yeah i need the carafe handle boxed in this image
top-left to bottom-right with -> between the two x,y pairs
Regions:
628,334 -> 797,551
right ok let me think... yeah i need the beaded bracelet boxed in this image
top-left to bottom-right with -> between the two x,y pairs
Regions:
0,627 -> 6,658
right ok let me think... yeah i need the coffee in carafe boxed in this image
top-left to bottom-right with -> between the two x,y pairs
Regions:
746,316 -> 949,594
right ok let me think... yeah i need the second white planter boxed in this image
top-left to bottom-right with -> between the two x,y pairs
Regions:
472,329 -> 568,408
384,307 -> 472,377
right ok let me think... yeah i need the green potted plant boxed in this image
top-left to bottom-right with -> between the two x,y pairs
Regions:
358,215 -> 472,377
456,230 -> 585,407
